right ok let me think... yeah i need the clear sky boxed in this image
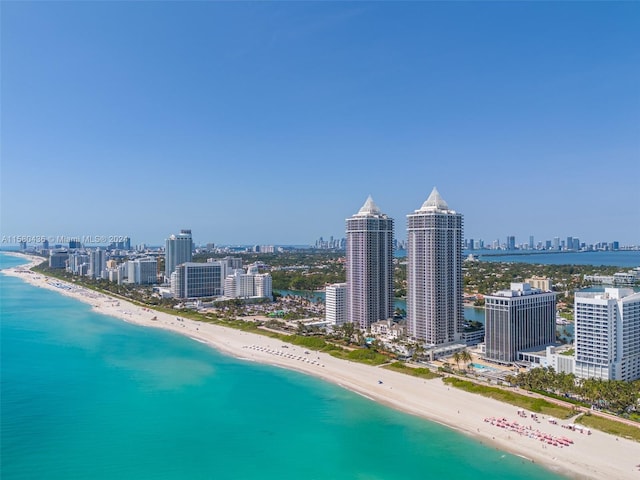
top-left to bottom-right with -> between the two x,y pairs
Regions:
2,1 -> 639,247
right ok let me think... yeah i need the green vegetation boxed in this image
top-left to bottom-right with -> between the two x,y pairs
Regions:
576,413 -> 640,442
383,362 -> 441,379
443,377 -> 575,419
507,367 -> 640,416
341,348 -> 389,365
462,260 -> 621,318
452,349 -> 472,371
282,335 -> 331,350
275,334 -> 389,365
195,251 -> 346,291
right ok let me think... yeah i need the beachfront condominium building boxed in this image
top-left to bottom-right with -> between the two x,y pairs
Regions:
220,256 -> 243,270
574,288 -> 640,381
254,273 -> 273,299
127,257 -> 158,285
224,268 -> 273,299
407,187 -> 463,345
346,196 -> 394,331
484,282 -> 557,363
67,252 -> 89,275
165,229 -> 193,280
326,283 -> 348,326
171,261 -> 224,299
88,248 -> 106,279
49,250 -> 69,269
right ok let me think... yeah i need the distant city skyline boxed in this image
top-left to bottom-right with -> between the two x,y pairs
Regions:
0,229 -> 635,250
2,2 -> 639,245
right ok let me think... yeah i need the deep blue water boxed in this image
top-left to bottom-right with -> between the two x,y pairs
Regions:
465,249 -> 640,267
0,253 -> 564,479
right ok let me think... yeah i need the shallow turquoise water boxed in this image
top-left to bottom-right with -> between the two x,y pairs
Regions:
0,254 -> 564,479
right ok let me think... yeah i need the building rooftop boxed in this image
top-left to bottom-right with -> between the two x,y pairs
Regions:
413,187 -> 456,214
353,195 -> 387,218
487,282 -> 553,298
576,287 -> 637,301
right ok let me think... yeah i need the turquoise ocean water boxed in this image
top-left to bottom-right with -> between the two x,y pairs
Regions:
0,254 -> 563,480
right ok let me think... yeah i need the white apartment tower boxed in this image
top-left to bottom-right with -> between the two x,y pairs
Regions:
346,196 -> 394,331
224,268 -> 273,299
326,283 -> 348,326
407,187 -> 463,344
574,288 -> 640,381
484,282 -> 557,363
165,229 -> 193,280
127,257 -> 158,285
254,273 -> 273,299
88,248 -> 106,279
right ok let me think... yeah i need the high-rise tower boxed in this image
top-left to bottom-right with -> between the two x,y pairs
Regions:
485,282 -> 556,363
407,187 -> 463,344
346,196 -> 394,331
165,229 -> 193,280
574,288 -> 640,381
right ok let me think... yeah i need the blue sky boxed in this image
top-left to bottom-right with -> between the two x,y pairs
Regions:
2,2 -> 639,246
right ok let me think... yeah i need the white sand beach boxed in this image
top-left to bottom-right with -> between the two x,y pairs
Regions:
3,252 -> 640,480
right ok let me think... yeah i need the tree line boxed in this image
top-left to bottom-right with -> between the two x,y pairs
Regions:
506,367 -> 640,417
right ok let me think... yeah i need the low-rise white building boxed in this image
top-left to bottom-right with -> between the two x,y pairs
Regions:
518,345 -> 575,374
370,319 -> 405,340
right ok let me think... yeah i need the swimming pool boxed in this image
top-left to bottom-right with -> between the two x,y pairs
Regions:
470,362 -> 498,372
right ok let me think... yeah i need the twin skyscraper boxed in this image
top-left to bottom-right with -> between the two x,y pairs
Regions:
345,187 -> 464,346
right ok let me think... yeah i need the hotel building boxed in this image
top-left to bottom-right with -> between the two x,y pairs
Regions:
171,261 -> 224,299
407,187 -> 463,344
127,257 -> 158,285
165,229 -> 193,280
574,288 -> 640,381
484,282 -> 556,363
254,273 -> 273,299
346,196 -> 394,330
224,268 -> 273,299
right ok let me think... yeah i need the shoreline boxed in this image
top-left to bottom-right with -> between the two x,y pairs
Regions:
2,252 -> 639,480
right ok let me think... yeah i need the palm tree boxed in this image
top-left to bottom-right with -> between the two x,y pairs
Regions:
460,349 -> 472,370
452,351 -> 462,370
411,343 -> 425,362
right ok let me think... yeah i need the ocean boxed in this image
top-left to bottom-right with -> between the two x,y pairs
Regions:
0,254 -> 563,479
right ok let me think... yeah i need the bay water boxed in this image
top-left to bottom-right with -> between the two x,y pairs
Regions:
1,254 -> 563,479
